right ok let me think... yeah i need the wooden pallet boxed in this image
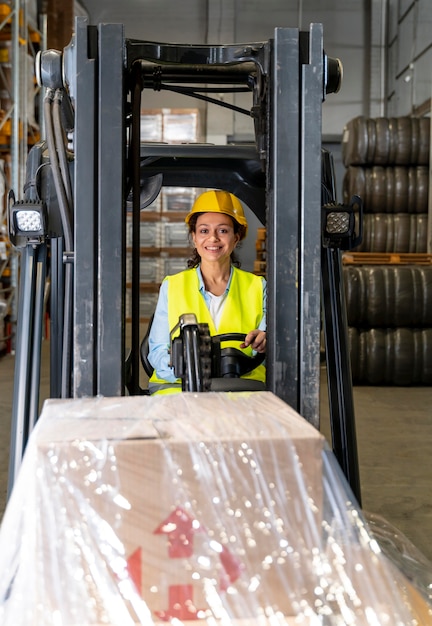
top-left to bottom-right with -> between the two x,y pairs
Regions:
342,252 -> 432,265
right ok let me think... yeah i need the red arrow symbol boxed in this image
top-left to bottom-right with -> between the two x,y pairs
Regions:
155,584 -> 203,621
219,544 -> 244,589
127,509 -> 245,620
153,507 -> 204,558
127,546 -> 142,592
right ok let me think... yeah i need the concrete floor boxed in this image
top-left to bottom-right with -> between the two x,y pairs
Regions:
1,342 -> 432,566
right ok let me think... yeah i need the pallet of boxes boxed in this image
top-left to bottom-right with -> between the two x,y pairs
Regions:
0,391 -> 431,623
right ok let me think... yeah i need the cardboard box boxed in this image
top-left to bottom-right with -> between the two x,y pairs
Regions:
140,111 -> 163,143
126,217 -> 160,248
31,392 -> 325,620
160,221 -> 190,247
162,187 -> 197,212
3,392 -> 429,625
162,255 -> 189,276
126,257 -> 163,284
162,109 -> 199,143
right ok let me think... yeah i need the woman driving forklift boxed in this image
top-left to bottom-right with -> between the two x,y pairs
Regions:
147,189 -> 267,393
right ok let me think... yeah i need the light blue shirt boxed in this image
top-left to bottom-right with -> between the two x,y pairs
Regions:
148,265 -> 267,382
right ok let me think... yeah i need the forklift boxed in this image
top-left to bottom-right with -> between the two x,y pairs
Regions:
7,17 -> 362,503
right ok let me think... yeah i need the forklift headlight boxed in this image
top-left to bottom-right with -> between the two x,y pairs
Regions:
8,193 -> 47,247
322,195 -> 363,251
324,210 -> 352,236
14,209 -> 45,233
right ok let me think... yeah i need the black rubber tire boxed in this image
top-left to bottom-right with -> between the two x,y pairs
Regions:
343,165 -> 429,214
348,327 -> 432,385
393,166 -> 409,213
415,166 -> 428,213
395,117 -> 412,165
342,116 -> 430,167
410,117 -> 420,164
374,117 -> 389,165
418,117 -> 430,164
344,265 -> 432,327
342,116 -> 369,166
366,117 -> 377,163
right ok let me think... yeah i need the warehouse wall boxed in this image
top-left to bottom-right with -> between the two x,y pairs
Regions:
75,0 -> 369,140
75,0 -> 432,131
386,0 -> 432,117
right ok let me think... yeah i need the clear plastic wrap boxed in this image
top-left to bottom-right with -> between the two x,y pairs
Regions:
0,391 -> 431,625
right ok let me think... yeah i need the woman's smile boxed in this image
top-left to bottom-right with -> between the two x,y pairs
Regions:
192,213 -> 240,263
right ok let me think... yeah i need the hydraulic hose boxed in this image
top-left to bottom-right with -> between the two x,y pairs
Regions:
52,90 -> 73,214
43,88 -> 74,397
43,88 -> 73,251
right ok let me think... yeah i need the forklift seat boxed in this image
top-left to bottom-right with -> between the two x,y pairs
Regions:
140,314 -> 155,378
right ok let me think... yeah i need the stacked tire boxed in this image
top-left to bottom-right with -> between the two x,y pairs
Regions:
344,266 -> 432,384
342,116 -> 429,253
341,116 -> 432,385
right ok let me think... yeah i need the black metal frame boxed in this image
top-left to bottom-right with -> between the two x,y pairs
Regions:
8,17 -> 361,503
7,243 -> 47,494
320,154 -> 362,505
62,19 -> 328,418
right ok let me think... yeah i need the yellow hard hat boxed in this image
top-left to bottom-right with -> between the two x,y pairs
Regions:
185,190 -> 248,239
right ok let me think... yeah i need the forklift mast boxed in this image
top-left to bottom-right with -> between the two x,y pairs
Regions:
8,17 -> 361,502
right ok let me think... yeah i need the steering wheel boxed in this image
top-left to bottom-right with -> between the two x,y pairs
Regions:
139,317 -> 265,394
211,332 -> 266,378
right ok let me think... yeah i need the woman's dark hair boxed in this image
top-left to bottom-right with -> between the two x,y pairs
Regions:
186,212 -> 246,268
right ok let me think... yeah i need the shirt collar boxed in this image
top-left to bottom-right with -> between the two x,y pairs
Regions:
196,265 -> 234,295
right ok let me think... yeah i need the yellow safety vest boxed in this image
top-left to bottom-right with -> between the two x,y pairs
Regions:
149,266 -> 266,389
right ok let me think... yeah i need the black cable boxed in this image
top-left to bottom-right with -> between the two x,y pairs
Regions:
43,89 -> 73,251
43,88 -> 74,397
53,90 -> 73,216
23,162 -> 50,201
162,86 -> 251,93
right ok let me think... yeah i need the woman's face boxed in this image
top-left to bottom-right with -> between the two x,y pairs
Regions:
192,212 -> 240,264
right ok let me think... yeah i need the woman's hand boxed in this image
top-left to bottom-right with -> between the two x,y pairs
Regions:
240,330 -> 266,353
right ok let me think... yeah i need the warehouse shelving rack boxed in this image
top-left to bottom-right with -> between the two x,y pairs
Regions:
0,0 -> 43,351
